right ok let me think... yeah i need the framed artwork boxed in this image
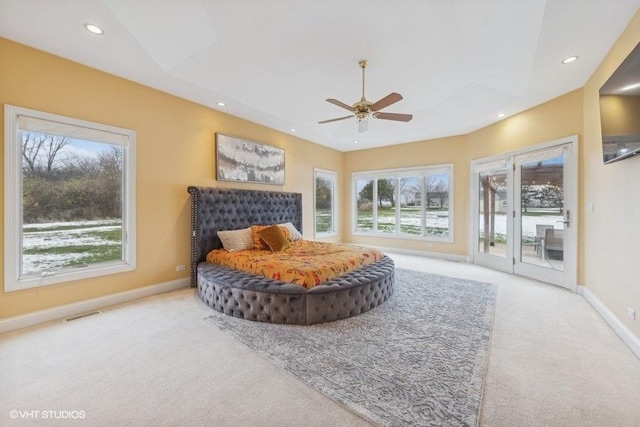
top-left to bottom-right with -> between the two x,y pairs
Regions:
215,133 -> 285,185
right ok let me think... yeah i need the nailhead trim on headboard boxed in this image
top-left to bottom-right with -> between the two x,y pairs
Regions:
187,186 -> 303,287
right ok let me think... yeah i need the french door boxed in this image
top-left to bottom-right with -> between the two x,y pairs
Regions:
471,137 -> 577,290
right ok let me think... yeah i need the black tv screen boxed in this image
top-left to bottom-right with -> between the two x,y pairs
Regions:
599,41 -> 640,164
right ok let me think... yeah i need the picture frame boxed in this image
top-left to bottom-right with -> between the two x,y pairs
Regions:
215,133 -> 285,185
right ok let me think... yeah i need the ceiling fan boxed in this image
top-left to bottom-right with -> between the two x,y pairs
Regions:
319,59 -> 413,133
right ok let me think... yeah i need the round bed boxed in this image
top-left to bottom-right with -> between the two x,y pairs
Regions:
188,186 -> 395,325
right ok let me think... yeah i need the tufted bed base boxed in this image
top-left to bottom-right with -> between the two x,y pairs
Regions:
189,186 -> 395,325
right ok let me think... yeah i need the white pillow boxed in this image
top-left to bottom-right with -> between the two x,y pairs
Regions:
279,222 -> 303,241
217,227 -> 254,251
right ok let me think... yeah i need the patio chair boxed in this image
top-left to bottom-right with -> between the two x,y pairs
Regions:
544,228 -> 564,260
535,224 -> 554,257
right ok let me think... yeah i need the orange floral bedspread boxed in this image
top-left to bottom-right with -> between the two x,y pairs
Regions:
206,240 -> 384,289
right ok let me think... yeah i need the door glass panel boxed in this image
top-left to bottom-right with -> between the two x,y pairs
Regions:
478,169 -> 508,257
519,154 -> 564,271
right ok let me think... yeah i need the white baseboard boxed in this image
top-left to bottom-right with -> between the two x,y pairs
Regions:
0,278 -> 190,335
373,245 -> 469,263
579,285 -> 640,359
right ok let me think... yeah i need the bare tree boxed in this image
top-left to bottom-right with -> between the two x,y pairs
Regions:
22,132 -> 69,176
98,146 -> 123,174
398,178 -> 419,206
426,176 -> 448,208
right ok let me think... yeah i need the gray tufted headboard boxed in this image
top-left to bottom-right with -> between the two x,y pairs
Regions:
187,186 -> 303,287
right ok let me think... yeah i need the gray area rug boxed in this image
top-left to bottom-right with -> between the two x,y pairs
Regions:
206,268 -> 496,426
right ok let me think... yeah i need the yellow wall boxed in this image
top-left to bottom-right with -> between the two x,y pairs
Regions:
583,11 -> 640,338
3,6 -> 640,341
466,90 -> 583,161
0,38 -> 342,318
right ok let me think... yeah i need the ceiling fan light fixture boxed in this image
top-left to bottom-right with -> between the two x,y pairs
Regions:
358,117 -> 368,133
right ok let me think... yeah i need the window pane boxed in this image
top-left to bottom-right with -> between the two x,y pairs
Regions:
352,165 -> 453,241
399,176 -> 421,235
355,179 -> 374,232
315,172 -> 335,234
376,178 -> 396,233
425,174 -> 450,239
21,131 -> 123,276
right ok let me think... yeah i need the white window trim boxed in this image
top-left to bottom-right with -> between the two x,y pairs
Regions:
351,164 -> 454,242
314,168 -> 338,238
4,104 -> 136,292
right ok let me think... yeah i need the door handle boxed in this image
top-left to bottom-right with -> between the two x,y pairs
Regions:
556,210 -> 570,227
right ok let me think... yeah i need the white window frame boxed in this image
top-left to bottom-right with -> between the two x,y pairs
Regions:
4,105 -> 136,292
351,164 -> 454,242
314,168 -> 338,238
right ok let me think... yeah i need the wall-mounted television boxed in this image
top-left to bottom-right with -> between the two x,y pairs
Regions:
599,41 -> 640,164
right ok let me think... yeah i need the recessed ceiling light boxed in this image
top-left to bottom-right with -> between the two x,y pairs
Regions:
562,55 -> 579,64
217,102 -> 226,107
289,128 -> 296,132
497,113 -> 506,118
354,140 -> 358,144
84,24 -> 104,35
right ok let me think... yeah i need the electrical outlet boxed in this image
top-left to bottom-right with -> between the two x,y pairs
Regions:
628,307 -> 636,321
176,264 -> 186,272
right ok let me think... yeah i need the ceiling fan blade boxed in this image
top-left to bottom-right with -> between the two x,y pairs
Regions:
374,112 -> 413,122
318,115 -> 354,124
326,98 -> 354,111
358,118 -> 368,133
370,92 -> 403,112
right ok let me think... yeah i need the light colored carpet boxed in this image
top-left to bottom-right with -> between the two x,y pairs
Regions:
207,269 -> 496,426
1,253 -> 639,426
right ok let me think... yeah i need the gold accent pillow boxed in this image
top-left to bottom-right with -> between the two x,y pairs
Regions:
251,225 -> 270,250
252,224 -> 292,249
256,225 -> 291,252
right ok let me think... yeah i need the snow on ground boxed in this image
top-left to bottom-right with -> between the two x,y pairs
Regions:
22,219 -> 121,274
24,226 -> 121,249
358,210 -> 563,238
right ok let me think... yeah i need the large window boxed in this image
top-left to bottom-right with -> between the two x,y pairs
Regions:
314,168 -> 337,237
352,165 -> 453,241
4,105 -> 136,291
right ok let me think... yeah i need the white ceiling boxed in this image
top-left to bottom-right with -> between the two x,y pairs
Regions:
1,0 -> 639,152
